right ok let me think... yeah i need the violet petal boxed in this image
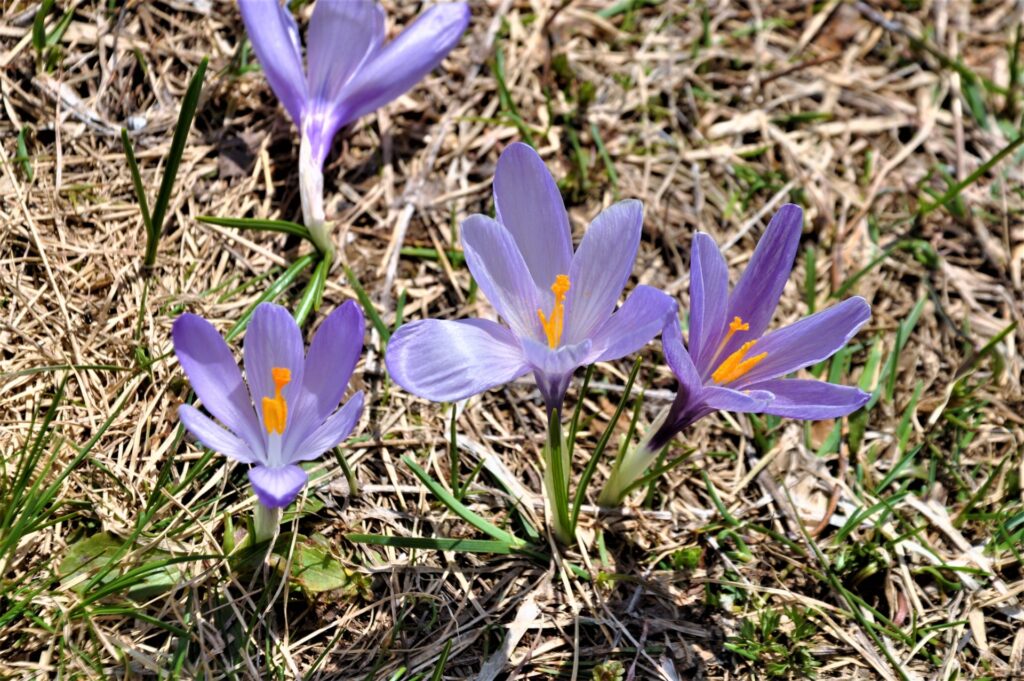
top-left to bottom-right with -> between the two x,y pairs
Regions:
172,313 -> 265,457
588,285 -> 676,363
291,391 -> 364,463
492,142 -> 573,288
238,0 -> 306,125
565,199 -> 643,342
243,303 -> 306,435
733,296 -> 871,386
386,318 -> 529,402
285,301 -> 364,453
336,2 -> 470,127
688,232 -> 730,374
178,404 -> 257,464
747,378 -> 870,419
461,214 -> 542,339
248,464 -> 308,509
724,204 -> 803,355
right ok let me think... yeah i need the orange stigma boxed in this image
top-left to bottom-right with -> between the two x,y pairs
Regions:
711,340 -> 767,384
537,274 -> 571,349
262,367 -> 292,434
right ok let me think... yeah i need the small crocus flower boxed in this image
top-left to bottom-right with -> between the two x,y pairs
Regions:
599,204 -> 871,505
238,0 -> 470,254
386,142 -> 676,412
173,302 -> 365,510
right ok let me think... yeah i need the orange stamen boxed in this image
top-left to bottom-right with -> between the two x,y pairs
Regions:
711,340 -> 767,384
537,274 -> 571,349
262,367 -> 292,434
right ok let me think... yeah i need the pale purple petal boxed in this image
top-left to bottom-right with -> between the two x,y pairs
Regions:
688,232 -> 730,373
178,404 -> 257,464
335,2 -> 470,126
248,464 -> 308,509
733,297 -> 871,386
291,392 -> 364,463
303,0 -> 384,164
661,314 -> 702,395
587,285 -> 676,363
492,143 -> 572,288
724,204 -> 803,355
172,314 -> 265,456
747,379 -> 870,419
239,0 -> 306,125
244,303 -> 305,433
522,337 -> 592,410
461,214 -> 542,339
564,199 -> 644,342
646,318 -> 710,451
386,318 -> 529,402
285,301 -> 364,453
701,386 -> 775,413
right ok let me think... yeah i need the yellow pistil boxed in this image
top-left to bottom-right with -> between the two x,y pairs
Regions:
537,274 -> 571,349
712,340 -> 767,384
262,367 -> 292,434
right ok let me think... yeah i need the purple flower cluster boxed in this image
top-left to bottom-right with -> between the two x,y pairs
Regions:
172,1 -> 873,523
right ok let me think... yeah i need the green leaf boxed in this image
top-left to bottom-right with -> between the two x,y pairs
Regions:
285,534 -> 357,595
60,534 -> 184,602
196,215 -> 312,242
145,56 -> 208,268
347,533 -> 515,555
344,264 -> 391,342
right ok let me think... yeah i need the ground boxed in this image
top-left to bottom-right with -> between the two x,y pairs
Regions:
1,0 -> 1023,679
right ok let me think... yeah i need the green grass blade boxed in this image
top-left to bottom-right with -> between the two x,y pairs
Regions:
920,131 -> 1024,216
343,264 -> 390,342
32,0 -> 54,55
430,640 -> 453,681
225,253 -> 316,341
293,254 -> 330,327
347,533 -> 514,555
145,56 -> 208,267
120,128 -> 152,233
16,127 -> 33,182
196,215 -> 312,242
402,455 -> 524,548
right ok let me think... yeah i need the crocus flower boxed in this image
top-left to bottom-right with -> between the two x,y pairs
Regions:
173,302 -> 365,510
599,204 -> 871,505
386,142 -> 676,412
239,0 -> 471,254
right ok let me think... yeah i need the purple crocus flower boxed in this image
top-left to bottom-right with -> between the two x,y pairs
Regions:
238,0 -> 470,254
599,204 -> 871,505
385,142 -> 676,412
173,302 -> 365,510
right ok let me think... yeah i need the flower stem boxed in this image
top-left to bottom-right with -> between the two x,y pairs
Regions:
598,442 -> 658,507
542,410 -> 574,545
253,503 -> 282,545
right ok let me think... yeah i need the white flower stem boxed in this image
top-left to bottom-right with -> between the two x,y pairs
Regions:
253,503 -> 281,545
299,133 -> 335,259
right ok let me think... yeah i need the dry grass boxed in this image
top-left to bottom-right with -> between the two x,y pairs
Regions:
1,0 -> 1023,679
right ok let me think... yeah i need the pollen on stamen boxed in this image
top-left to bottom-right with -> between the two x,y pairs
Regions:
537,274 -> 571,349
712,340 -> 767,384
263,366 -> 292,434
